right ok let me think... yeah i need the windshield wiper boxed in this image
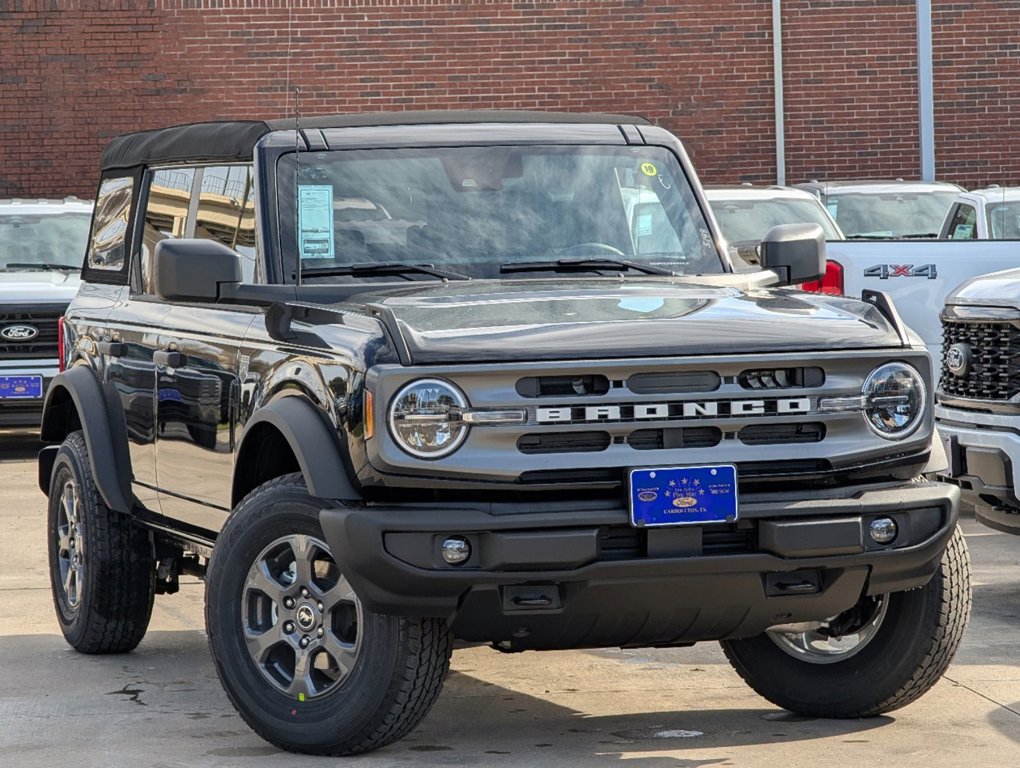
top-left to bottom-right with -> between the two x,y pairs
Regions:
844,234 -> 895,240
499,258 -> 677,276
898,232 -> 939,239
2,262 -> 80,271
298,262 -> 470,281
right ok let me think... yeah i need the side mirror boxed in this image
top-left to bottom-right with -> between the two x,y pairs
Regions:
153,239 -> 242,303
758,223 -> 826,286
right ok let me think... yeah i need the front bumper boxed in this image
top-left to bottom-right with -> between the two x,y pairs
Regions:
937,404 -> 1020,534
319,479 -> 959,650
0,362 -> 57,427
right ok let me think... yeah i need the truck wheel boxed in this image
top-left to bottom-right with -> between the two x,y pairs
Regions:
47,430 -> 155,653
721,525 -> 971,717
205,474 -> 453,755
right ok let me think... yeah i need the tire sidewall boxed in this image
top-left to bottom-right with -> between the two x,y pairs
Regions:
725,559 -> 947,712
47,437 -> 97,644
206,484 -> 402,748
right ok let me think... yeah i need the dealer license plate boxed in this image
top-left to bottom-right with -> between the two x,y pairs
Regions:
629,464 -> 738,527
0,375 -> 42,399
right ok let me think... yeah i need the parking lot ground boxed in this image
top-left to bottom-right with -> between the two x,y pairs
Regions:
0,430 -> 1017,767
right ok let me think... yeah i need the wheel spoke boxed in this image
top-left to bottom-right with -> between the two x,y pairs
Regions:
244,622 -> 284,664
290,535 -> 315,588
246,561 -> 286,604
57,527 -> 71,556
63,565 -> 77,603
321,632 -> 359,677
286,649 -> 315,698
320,574 -> 357,612
62,484 -> 77,525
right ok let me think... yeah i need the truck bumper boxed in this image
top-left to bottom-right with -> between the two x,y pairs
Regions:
0,362 -> 58,428
936,405 -> 1020,534
319,480 -> 959,649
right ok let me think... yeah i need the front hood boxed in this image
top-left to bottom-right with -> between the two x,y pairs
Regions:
945,266 -> 1020,310
0,270 -> 81,302
352,279 -> 902,364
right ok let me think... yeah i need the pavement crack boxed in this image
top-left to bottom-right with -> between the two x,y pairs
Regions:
944,675 -> 1020,717
106,684 -> 147,706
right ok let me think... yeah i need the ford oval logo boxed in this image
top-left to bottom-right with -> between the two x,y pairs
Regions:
0,324 -> 39,341
946,343 -> 971,378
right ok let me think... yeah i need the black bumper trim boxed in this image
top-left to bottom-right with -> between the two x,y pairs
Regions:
319,480 -> 959,647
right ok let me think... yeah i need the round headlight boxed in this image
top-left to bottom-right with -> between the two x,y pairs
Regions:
862,363 -> 926,439
388,379 -> 469,459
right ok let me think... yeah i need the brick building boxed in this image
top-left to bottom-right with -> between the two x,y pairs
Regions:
0,0 -> 1017,198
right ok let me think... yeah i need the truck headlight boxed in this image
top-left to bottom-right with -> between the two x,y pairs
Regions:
862,363 -> 926,439
388,378 -> 468,458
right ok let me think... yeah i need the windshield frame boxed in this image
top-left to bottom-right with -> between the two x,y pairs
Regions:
257,124 -> 731,285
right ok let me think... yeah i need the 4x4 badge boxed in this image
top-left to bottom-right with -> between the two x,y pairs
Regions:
946,343 -> 971,378
0,324 -> 38,341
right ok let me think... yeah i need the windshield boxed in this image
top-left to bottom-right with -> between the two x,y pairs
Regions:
986,202 -> 1020,238
0,211 -> 90,271
825,191 -> 957,238
709,197 -> 842,243
277,145 -> 724,281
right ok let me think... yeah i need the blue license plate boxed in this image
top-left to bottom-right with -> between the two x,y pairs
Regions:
629,464 -> 738,527
0,375 -> 43,399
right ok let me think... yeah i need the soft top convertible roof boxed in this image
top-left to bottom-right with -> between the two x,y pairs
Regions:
99,110 -> 651,172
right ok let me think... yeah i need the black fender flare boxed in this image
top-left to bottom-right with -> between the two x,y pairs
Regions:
39,366 -> 134,514
234,395 -> 362,503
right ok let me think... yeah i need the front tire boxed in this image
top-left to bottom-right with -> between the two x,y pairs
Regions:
721,525 -> 971,717
205,474 -> 453,755
47,430 -> 155,653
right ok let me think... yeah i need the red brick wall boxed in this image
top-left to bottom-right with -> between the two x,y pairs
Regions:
781,0 -> 922,183
933,6 -> 1020,188
0,1 -> 1014,198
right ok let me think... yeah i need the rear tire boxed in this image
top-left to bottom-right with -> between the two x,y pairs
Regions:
721,525 -> 971,717
47,430 -> 155,653
205,473 -> 453,755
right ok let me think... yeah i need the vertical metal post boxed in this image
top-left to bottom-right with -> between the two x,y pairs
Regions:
917,0 -> 935,180
772,0 -> 786,185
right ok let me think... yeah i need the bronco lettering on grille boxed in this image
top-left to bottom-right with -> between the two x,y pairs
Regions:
535,397 -> 811,424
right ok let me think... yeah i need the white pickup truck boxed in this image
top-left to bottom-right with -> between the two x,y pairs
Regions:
817,240 -> 1020,366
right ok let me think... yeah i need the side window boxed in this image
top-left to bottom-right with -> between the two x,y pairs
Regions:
946,204 -> 976,240
138,168 -> 195,294
87,176 -> 134,274
193,165 -> 257,282
135,165 -> 256,294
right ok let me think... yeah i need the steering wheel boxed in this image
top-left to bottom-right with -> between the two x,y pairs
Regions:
555,242 -> 627,258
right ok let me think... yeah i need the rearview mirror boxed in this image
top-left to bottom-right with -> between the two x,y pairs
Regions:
758,223 -> 826,286
153,239 -> 242,303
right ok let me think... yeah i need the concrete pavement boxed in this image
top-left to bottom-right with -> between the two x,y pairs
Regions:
1,431 -> 1017,767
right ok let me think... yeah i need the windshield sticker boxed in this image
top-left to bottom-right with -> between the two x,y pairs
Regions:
641,162 -> 658,177
297,185 -> 335,260
826,201 -> 838,217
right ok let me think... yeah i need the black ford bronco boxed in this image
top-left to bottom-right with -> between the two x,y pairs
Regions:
40,112 -> 970,755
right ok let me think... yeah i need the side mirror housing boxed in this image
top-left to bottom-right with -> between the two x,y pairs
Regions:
153,239 -> 242,303
759,223 -> 826,286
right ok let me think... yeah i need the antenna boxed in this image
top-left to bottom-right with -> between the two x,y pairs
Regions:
295,85 -> 302,287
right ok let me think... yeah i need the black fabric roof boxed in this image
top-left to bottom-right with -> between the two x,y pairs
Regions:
99,110 -> 650,171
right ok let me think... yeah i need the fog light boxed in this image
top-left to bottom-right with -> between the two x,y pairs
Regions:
441,536 -> 471,565
869,517 -> 898,544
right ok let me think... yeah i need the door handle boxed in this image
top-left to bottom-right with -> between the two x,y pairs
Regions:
153,349 -> 184,367
98,341 -> 126,357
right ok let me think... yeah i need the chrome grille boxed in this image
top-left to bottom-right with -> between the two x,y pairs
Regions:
940,319 -> 1020,401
